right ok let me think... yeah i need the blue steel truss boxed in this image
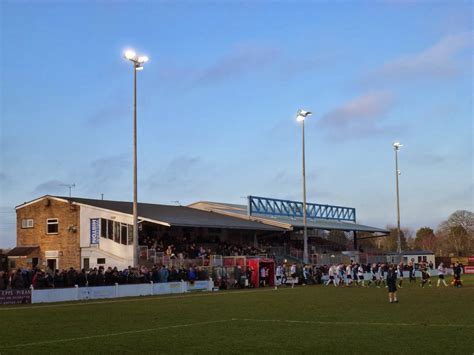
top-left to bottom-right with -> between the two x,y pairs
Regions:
248,195 -> 356,222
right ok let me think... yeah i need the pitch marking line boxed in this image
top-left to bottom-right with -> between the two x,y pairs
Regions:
234,318 -> 474,328
1,319 -> 233,349
0,287 -> 289,312
3,318 -> 472,348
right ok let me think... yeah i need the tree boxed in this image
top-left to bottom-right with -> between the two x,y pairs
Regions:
440,210 -> 474,233
436,210 -> 474,256
379,227 -> 410,252
414,227 -> 437,251
448,226 -> 470,256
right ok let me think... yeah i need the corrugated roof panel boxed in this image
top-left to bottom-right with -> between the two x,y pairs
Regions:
54,196 -> 285,232
189,201 -> 389,234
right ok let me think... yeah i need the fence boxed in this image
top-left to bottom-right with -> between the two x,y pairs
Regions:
0,280 -> 214,305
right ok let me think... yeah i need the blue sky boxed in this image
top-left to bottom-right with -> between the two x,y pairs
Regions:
1,0 -> 472,247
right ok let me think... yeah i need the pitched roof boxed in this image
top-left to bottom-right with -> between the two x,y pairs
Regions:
53,196 -> 284,232
7,246 -> 39,257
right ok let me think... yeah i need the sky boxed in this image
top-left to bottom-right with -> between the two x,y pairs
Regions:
0,0 -> 472,248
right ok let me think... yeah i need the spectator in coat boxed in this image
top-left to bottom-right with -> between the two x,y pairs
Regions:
0,271 -> 7,290
12,269 -> 25,289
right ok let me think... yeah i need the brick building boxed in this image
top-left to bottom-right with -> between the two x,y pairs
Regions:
10,196 -> 81,270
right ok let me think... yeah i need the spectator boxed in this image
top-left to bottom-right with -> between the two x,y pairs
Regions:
0,271 -> 7,290
12,269 -> 24,289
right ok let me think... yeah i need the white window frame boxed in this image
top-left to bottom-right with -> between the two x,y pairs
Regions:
46,218 -> 59,235
21,219 -> 34,229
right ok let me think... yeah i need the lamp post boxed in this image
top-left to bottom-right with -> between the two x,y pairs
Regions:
296,109 -> 312,264
124,49 -> 149,267
393,141 -> 403,255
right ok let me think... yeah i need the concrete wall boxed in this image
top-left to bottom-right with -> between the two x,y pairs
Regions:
31,280 -> 213,303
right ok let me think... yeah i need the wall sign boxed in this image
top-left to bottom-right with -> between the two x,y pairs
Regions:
0,290 -> 31,305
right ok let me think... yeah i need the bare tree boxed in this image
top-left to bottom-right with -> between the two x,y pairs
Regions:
439,210 -> 474,233
437,210 -> 474,256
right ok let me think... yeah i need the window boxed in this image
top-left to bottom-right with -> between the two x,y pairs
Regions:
47,218 -> 59,234
107,220 -> 113,239
113,222 -> 120,243
121,224 -> 128,245
127,225 -> 134,245
100,219 -> 107,238
98,217 -> 135,245
97,258 -> 106,265
21,219 -> 34,229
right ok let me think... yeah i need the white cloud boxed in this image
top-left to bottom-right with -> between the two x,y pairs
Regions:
369,32 -> 472,82
320,91 -> 395,136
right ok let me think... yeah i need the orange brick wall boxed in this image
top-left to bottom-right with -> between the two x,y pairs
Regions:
16,197 -> 81,269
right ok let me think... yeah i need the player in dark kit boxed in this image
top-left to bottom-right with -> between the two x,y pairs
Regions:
452,262 -> 463,287
386,264 -> 398,303
420,262 -> 432,287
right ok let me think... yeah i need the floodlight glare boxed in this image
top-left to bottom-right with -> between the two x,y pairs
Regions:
138,56 -> 149,63
296,109 -> 312,122
124,50 -> 136,60
393,142 -> 403,150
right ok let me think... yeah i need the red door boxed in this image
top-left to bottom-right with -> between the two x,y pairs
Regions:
247,259 -> 260,288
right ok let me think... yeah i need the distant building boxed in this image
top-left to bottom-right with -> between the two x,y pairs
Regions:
386,250 -> 435,266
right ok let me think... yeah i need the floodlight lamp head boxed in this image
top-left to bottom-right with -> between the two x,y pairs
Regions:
135,65 -> 144,71
296,109 -> 312,122
124,49 -> 136,60
137,56 -> 149,63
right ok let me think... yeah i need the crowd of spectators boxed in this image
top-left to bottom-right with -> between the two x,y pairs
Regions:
0,264 -> 210,291
139,234 -> 272,259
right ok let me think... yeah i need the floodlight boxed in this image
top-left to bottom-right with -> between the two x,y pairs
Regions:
138,56 -> 149,63
124,50 -> 136,60
296,109 -> 312,122
393,142 -> 403,150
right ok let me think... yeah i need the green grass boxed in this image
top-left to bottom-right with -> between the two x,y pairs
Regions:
1,276 -> 474,354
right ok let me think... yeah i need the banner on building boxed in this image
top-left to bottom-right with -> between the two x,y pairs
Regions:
0,289 -> 32,305
90,218 -> 100,245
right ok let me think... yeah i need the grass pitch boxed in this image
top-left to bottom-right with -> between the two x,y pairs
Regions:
1,276 -> 473,354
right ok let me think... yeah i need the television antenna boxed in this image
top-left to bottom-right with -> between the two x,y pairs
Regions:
60,183 -> 76,197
